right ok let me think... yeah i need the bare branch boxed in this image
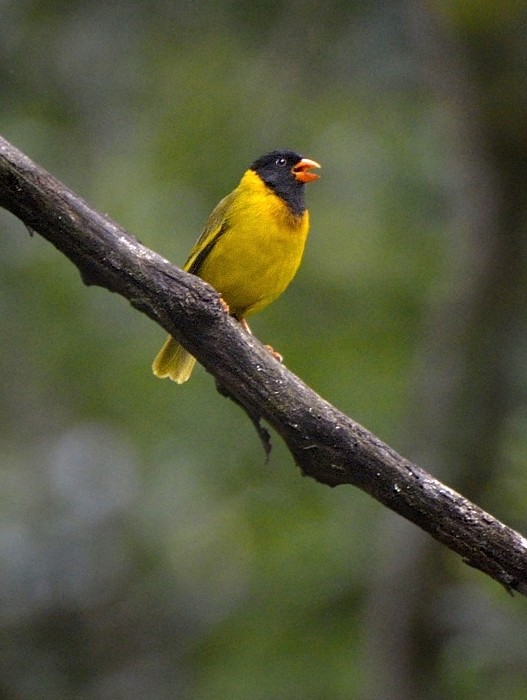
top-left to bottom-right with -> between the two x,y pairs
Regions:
1,134 -> 526,595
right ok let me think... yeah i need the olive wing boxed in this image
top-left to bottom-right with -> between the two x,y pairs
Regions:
184,190 -> 236,275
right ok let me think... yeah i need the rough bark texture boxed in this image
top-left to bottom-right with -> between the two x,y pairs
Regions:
1,134 -> 526,595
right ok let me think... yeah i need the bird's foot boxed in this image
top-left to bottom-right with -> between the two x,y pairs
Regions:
265,344 -> 283,363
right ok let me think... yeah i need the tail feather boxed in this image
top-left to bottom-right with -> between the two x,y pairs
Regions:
152,335 -> 197,383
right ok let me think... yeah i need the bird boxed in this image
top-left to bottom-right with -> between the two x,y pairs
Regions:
152,149 -> 320,383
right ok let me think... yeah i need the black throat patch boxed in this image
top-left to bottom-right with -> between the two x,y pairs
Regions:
251,150 -> 307,217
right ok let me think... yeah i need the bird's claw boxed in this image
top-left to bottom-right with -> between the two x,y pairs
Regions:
265,344 -> 283,363
219,295 -> 230,314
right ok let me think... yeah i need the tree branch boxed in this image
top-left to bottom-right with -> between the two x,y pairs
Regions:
1,134 -> 526,595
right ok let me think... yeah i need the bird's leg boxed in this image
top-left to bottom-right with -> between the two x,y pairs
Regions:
237,315 -> 282,363
219,295 -> 230,315
220,301 -> 253,336
239,318 -> 252,334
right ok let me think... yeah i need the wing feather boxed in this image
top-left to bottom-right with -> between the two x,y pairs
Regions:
184,190 -> 236,274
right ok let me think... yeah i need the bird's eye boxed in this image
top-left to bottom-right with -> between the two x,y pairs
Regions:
276,157 -> 287,167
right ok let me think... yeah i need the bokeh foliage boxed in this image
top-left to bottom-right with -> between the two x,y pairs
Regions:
1,1 -> 527,698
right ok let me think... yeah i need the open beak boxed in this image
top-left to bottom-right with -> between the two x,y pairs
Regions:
292,157 -> 321,183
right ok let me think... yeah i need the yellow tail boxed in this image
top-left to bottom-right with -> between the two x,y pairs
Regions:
152,335 -> 197,383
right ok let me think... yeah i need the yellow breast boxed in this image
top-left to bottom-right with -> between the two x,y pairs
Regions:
197,169 -> 310,318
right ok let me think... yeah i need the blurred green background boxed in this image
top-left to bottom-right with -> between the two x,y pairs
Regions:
1,1 -> 527,698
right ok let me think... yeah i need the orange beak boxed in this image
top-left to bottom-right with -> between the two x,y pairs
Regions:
292,157 -> 321,183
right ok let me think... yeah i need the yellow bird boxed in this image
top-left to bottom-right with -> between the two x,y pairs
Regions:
152,149 -> 320,383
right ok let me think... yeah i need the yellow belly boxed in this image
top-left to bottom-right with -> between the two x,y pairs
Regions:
198,176 -> 309,318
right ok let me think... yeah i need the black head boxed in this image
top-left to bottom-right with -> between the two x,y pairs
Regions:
250,150 -> 320,216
